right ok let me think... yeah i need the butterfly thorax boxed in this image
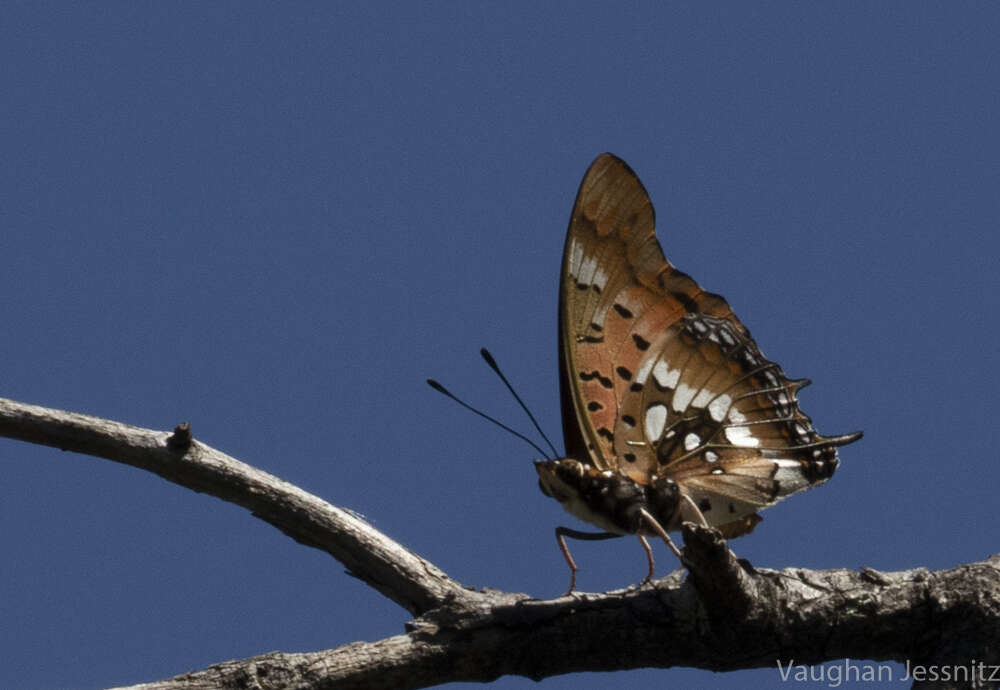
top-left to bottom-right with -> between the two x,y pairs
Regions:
535,459 -> 680,536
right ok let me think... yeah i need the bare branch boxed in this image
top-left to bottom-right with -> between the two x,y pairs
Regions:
110,544 -> 1000,689
3,395 -> 999,689
0,396 -> 473,614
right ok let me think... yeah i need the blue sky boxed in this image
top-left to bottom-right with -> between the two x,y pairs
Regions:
1,3 -> 998,689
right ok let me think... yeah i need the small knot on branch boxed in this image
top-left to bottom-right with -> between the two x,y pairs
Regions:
167,422 -> 193,451
681,521 -> 757,617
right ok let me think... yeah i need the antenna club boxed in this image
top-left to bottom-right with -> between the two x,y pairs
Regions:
426,379 -> 450,395
480,348 -> 499,370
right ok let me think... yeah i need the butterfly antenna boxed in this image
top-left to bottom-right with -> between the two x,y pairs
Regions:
426,378 -> 553,459
479,348 -> 560,459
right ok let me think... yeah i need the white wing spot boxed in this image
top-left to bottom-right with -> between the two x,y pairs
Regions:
684,432 -> 701,451
773,458 -> 809,495
705,450 -> 719,463
691,387 -> 715,409
653,361 -> 680,389
672,382 -> 696,412
592,266 -> 608,292
644,403 -> 668,441
725,425 -> 759,447
635,357 -> 654,385
568,239 -> 583,278
708,394 -> 732,422
578,254 -> 597,286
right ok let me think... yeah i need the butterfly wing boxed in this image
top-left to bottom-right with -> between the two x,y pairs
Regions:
559,153 -> 860,535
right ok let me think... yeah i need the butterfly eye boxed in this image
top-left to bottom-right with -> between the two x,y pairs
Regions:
554,459 -> 585,481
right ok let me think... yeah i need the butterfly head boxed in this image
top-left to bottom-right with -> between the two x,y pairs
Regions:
535,458 -> 585,501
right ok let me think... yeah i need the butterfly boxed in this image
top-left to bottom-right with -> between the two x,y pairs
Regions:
534,153 -> 861,592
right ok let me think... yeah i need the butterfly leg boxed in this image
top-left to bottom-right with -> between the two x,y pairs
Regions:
637,535 -> 655,585
554,526 -> 621,595
638,507 -> 683,560
679,493 -> 710,528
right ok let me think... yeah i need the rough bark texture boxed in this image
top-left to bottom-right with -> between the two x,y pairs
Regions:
1,396 -> 998,690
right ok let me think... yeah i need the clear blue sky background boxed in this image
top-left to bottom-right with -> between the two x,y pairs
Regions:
2,4 -> 998,689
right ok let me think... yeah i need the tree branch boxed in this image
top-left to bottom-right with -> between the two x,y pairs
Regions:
114,547 -> 1000,690
3,396 -> 998,689
0,397 -> 470,615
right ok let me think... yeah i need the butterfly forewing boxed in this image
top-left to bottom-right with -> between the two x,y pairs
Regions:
559,154 -> 852,534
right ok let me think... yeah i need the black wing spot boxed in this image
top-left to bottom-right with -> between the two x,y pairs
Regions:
575,282 -> 589,291
589,322 -> 604,332
615,366 -> 633,381
632,334 -> 650,350
580,370 -> 614,389
698,498 -> 712,513
729,502 -> 736,514
672,291 -> 699,314
613,304 -> 634,319
621,414 -> 636,427
580,335 -> 604,344
587,401 -> 603,412
597,427 -> 614,442
623,452 -> 637,463
630,382 -> 644,392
